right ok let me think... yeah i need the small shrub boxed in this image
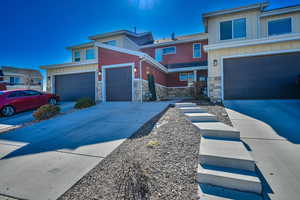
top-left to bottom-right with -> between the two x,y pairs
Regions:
146,140 -> 160,148
33,104 -> 60,121
74,97 -> 95,109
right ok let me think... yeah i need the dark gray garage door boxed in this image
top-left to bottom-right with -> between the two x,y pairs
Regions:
105,66 -> 132,101
224,52 -> 300,100
55,72 -> 95,101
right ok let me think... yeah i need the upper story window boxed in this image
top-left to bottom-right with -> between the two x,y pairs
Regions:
162,46 -> 176,55
86,48 -> 95,60
193,43 -> 201,58
74,50 -> 81,62
155,46 -> 176,62
268,18 -> 292,36
220,18 -> 246,40
103,40 -> 117,46
10,76 -> 20,85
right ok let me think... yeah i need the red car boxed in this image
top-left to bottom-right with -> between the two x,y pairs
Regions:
0,89 -> 59,117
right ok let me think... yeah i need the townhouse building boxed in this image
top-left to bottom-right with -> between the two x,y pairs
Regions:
41,2 -> 300,102
41,30 -> 208,101
203,2 -> 300,101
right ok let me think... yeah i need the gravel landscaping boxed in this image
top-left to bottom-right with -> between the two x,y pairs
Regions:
59,100 -> 233,200
59,106 -> 200,200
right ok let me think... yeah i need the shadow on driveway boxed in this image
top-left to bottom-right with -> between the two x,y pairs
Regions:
224,100 -> 300,143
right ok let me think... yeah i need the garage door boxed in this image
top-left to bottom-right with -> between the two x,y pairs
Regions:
55,72 -> 95,101
105,66 -> 132,101
223,52 -> 300,100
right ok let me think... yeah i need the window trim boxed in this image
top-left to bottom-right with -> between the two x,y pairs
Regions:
193,43 -> 202,58
219,18 -> 247,41
85,48 -> 95,60
267,17 -> 293,37
74,49 -> 81,62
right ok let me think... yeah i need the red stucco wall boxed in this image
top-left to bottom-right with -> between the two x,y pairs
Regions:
141,40 -> 208,65
98,47 -> 140,80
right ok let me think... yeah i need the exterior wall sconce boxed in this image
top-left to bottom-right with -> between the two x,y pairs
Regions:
98,71 -> 102,76
47,76 -> 51,81
213,59 -> 218,66
134,68 -> 137,73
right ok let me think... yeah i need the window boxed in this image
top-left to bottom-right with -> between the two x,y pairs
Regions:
24,90 -> 41,96
155,48 -> 163,62
9,76 -> 20,85
162,47 -> 176,55
220,18 -> 246,40
155,46 -> 176,62
74,50 -> 81,62
8,91 -> 26,98
179,72 -> 194,81
103,40 -> 117,46
268,18 -> 292,36
198,76 -> 207,81
86,48 -> 95,60
193,43 -> 201,58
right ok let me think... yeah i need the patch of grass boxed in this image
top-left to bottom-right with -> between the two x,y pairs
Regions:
33,104 -> 60,121
74,98 -> 95,109
146,140 -> 160,148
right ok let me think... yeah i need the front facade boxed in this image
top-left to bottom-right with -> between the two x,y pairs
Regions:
41,2 -> 300,102
0,66 -> 43,91
203,2 -> 300,101
41,30 -> 208,101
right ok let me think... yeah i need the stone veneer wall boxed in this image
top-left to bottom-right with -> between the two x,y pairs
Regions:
167,87 -> 193,99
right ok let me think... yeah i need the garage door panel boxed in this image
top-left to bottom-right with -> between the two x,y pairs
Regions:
55,72 -> 95,101
224,52 -> 300,99
105,67 -> 132,101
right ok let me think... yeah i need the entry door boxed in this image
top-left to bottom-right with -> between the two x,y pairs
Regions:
105,66 -> 132,101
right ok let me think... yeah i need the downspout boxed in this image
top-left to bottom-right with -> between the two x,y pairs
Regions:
139,57 -> 146,103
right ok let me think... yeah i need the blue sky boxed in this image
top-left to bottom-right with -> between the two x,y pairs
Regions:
0,0 -> 299,74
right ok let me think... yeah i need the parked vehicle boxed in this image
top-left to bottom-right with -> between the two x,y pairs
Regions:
0,89 -> 59,117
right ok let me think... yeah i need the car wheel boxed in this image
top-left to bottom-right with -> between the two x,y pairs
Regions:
49,98 -> 57,105
1,105 -> 15,117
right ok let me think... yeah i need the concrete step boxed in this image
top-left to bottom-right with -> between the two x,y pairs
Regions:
185,113 -> 218,122
174,102 -> 197,108
178,106 -> 206,113
198,183 -> 263,200
200,137 -> 255,171
197,164 -> 262,194
193,122 -> 240,139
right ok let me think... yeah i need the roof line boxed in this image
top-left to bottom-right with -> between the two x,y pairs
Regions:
202,2 -> 269,18
93,42 -> 168,72
140,35 -> 208,48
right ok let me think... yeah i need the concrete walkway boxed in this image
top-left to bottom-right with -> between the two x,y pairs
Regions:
0,102 -> 170,200
225,100 -> 300,200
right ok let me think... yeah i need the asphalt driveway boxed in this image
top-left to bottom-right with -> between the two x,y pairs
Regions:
0,102 -> 170,200
224,100 -> 300,200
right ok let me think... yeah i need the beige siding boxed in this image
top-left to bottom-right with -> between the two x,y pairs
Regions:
45,64 -> 99,99
260,12 -> 300,37
207,40 -> 300,101
207,10 -> 260,45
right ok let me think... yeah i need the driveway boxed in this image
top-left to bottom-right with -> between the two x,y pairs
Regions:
224,100 -> 300,200
0,102 -> 75,133
0,102 -> 170,200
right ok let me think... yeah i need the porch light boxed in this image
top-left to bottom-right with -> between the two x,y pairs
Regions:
134,68 -> 137,73
213,59 -> 218,66
47,76 -> 51,81
98,71 -> 102,76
